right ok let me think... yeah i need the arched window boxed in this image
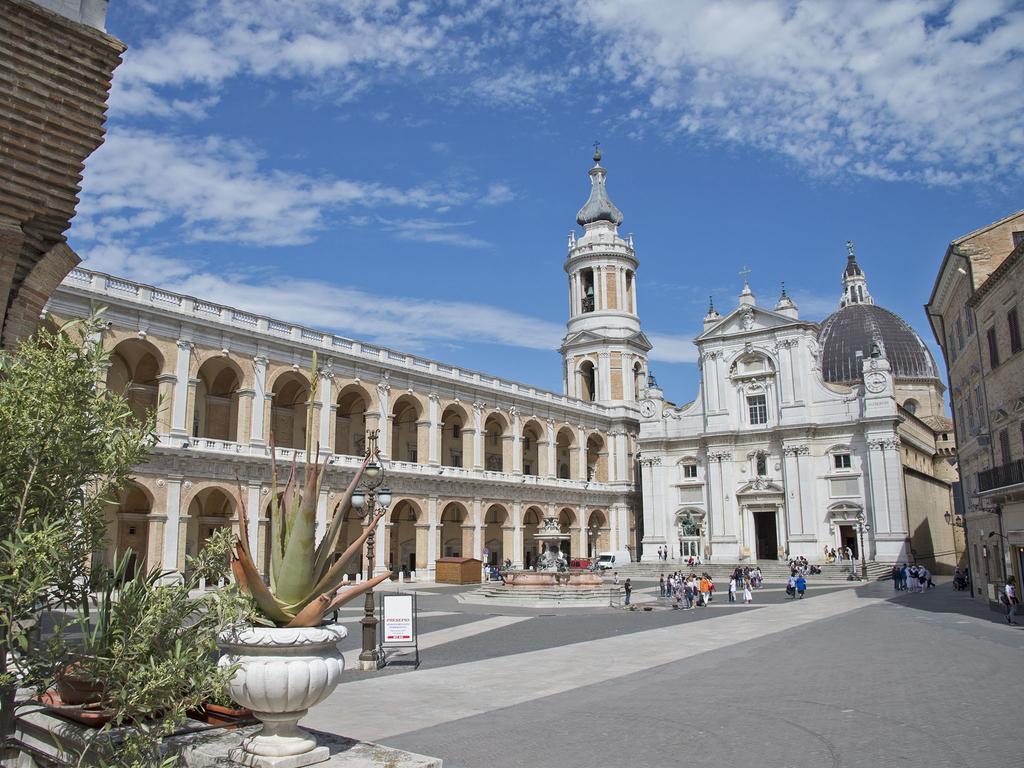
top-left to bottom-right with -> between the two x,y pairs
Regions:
579,360 -> 597,402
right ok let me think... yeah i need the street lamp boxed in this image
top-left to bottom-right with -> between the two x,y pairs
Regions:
855,511 -> 870,580
350,430 -> 392,670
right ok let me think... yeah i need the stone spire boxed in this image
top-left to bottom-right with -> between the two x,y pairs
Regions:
840,240 -> 873,307
775,281 -> 798,318
703,295 -> 722,329
576,145 -> 624,228
738,266 -> 756,307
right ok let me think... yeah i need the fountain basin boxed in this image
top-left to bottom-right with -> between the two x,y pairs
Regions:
501,570 -> 604,588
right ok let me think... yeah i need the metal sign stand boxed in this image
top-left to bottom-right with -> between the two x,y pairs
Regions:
377,590 -> 419,669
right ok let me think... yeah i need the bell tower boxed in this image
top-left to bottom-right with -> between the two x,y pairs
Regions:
561,148 -> 651,406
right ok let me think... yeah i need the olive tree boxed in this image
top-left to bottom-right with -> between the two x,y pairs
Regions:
0,315 -> 154,741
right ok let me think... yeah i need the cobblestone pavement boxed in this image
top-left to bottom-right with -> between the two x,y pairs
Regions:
307,578 -> 1023,768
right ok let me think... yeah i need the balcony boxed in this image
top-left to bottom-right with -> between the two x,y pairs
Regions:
977,459 -> 1024,492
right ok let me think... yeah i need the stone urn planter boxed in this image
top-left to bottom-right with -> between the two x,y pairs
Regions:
218,623 -> 346,767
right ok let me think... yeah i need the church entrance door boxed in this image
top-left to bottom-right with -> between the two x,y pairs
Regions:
753,511 -> 778,560
839,525 -> 858,558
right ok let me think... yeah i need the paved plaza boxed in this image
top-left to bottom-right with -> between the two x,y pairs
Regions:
306,577 -> 1023,768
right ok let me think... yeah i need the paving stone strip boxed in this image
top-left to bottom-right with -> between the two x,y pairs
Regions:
307,586 -> 885,741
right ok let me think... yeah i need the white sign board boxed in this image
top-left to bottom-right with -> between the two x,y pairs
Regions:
382,594 -> 415,646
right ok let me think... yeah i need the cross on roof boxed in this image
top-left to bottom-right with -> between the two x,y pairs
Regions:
847,240 -> 855,258
739,265 -> 751,284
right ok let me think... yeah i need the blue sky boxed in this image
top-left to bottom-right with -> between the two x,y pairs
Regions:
73,0 -> 1024,402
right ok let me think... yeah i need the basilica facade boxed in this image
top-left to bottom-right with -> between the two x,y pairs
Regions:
637,248 -> 958,570
45,151 -> 957,577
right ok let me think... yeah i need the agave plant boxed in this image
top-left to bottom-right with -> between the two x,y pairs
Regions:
230,353 -> 392,627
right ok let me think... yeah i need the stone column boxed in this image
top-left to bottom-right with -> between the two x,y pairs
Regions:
170,341 -> 192,436
428,393 -> 440,465
577,507 -> 587,559
576,425 -> 587,481
235,388 -> 254,444
616,432 -> 629,482
162,476 -> 183,575
156,374 -> 175,433
414,524 -> 430,573
783,445 -> 804,536
250,355 -> 268,446
472,498 -> 483,558
512,500 -> 523,568
317,370 -> 333,456
472,402 -> 484,469
545,419 -> 556,479
415,419 -> 431,464
376,378 -> 391,457
426,496 -> 438,578
316,487 -> 329,545
598,352 -> 611,402
374,513 -> 387,575
501,525 -> 514,565
246,483 -> 261,555
510,409 -> 522,474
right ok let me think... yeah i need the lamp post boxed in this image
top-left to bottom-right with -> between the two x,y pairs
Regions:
350,430 -> 392,671
944,510 -> 965,568
855,511 -> 870,580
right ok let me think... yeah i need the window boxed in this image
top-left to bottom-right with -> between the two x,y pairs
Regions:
755,453 -> 768,476
966,392 -> 975,431
450,451 -> 462,468
948,332 -> 957,362
956,318 -> 964,351
1013,231 -> 1024,248
1009,308 -> 1022,354
965,307 -> 974,335
1000,429 -> 1011,465
452,423 -> 461,439
987,327 -> 1000,368
975,386 -> 984,430
747,394 -> 767,425
682,463 -> 698,479
834,453 -> 852,470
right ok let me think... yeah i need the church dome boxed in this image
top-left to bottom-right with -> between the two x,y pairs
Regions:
818,303 -> 939,385
576,148 -> 624,227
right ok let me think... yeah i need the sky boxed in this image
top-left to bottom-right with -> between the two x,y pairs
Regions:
72,0 -> 1024,402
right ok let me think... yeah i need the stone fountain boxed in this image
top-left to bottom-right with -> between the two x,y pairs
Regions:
460,516 -> 612,606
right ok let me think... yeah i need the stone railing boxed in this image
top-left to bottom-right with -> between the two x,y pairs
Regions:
61,268 -> 610,417
158,434 -> 619,493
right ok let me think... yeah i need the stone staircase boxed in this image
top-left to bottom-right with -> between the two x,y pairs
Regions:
608,560 -> 889,582
458,582 -> 622,607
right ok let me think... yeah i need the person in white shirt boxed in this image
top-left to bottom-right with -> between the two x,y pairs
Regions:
1004,578 -> 1019,625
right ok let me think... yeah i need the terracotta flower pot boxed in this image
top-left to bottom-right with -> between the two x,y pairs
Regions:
55,665 -> 104,706
217,623 -> 346,761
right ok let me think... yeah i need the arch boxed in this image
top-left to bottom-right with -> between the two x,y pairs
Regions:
580,267 -> 596,313
633,361 -> 644,398
270,371 -> 310,449
577,359 -> 597,402
903,398 -> 919,415
195,357 -> 243,441
107,338 -> 163,423
521,419 -> 543,476
483,503 -> 509,566
331,496 -> 367,579
625,269 -> 635,313
521,505 -> 543,568
106,481 -> 153,576
558,507 -> 577,557
555,426 -> 578,480
586,432 -> 607,483
185,486 -> 237,574
585,509 -> 609,557
391,394 -> 423,463
483,412 -> 508,471
439,501 -> 468,558
388,499 -> 421,573
335,383 -> 371,456
727,348 -> 778,377
440,403 -> 471,468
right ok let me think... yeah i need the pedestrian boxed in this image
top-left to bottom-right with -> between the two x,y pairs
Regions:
796,573 -> 807,599
891,564 -> 901,591
900,563 -> 909,591
743,578 -> 753,604
624,578 -> 632,607
1003,577 -> 1019,625
845,545 -> 853,563
613,571 -> 620,585
786,572 -> 797,599
659,574 -> 666,597
729,576 -> 737,603
699,574 -> 710,606
683,578 -> 693,609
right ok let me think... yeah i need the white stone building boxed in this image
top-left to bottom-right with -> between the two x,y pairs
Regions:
637,248 -> 951,567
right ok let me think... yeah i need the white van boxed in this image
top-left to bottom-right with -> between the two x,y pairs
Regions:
595,549 -> 631,569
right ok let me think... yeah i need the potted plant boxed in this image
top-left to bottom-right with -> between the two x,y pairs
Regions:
220,355 -> 392,765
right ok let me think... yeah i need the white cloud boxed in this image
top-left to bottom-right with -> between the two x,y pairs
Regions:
648,332 -> 698,364
480,182 -> 515,206
77,130 -> 479,246
79,248 -> 563,353
381,218 -> 491,249
577,0 -> 1024,183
